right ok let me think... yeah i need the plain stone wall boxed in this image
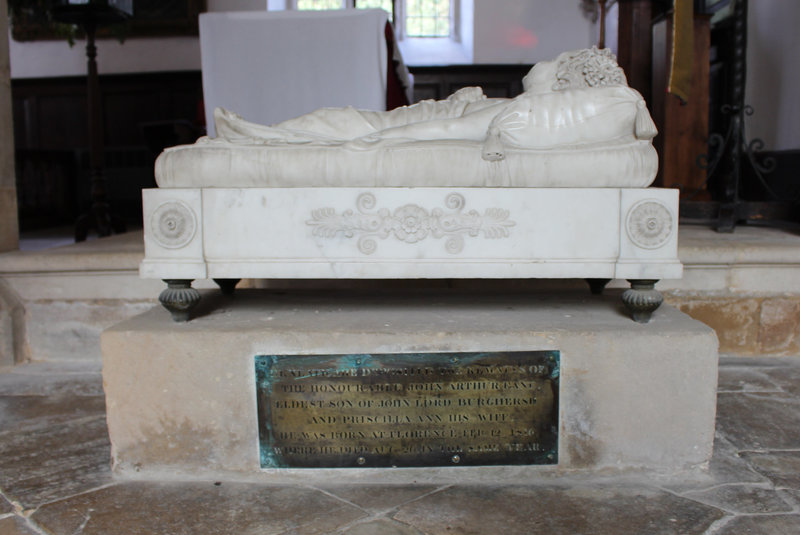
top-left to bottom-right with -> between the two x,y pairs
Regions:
659,226 -> 800,356
667,296 -> 800,356
0,0 -> 19,253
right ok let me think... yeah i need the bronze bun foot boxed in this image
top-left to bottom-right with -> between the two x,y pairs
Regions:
159,279 -> 200,322
214,278 -> 241,296
621,279 -> 663,324
586,278 -> 612,295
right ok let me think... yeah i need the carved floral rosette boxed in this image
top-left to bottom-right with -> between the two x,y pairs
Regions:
625,199 -> 674,249
150,200 -> 197,249
307,193 -> 516,255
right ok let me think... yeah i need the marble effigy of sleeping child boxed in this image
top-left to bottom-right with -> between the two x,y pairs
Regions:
156,47 -> 659,189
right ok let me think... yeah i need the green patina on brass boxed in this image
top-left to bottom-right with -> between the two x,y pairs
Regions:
255,351 -> 559,468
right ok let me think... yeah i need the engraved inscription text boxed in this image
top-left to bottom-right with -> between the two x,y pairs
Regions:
255,351 -> 559,468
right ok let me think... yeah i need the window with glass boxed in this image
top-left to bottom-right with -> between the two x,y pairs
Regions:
404,0 -> 450,37
296,0 -> 394,21
356,0 -> 395,18
295,0 -> 344,9
294,0 -> 455,38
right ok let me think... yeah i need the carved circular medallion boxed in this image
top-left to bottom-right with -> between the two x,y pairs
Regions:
151,201 -> 197,249
626,200 -> 674,249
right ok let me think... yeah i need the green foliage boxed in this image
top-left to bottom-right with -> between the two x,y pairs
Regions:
8,0 -> 76,43
7,1 -> 131,44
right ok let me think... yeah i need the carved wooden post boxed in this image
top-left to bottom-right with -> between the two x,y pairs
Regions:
616,0 -> 653,105
597,0 -> 608,49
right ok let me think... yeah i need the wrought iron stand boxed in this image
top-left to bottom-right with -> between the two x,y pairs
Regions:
52,2 -> 130,241
691,0 -> 796,231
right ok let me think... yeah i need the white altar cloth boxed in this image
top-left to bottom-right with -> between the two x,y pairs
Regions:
200,9 -> 391,137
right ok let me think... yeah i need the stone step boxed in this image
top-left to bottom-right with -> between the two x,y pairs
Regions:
1,225 -> 799,365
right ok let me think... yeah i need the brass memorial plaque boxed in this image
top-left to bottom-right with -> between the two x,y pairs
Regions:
255,351 -> 559,468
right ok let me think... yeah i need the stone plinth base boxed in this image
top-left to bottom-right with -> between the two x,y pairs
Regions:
101,290 -> 718,482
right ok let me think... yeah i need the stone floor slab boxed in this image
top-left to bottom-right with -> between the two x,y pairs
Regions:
31,482 -> 367,535
0,494 -> 14,515
718,356 -> 799,368
340,517 -> 425,535
0,362 -> 102,397
740,451 -> 800,489
682,483 -> 795,514
704,435 -> 770,486
779,488 -> 800,509
717,367 -> 783,393
319,485 -> 444,513
0,395 -> 106,433
392,485 -> 725,535
716,392 -> 800,450
0,516 -> 41,535
0,416 -> 113,508
715,514 -> 800,535
762,365 -> 800,396
664,434 -> 770,493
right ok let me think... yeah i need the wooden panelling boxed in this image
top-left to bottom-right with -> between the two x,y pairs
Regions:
408,65 -> 532,102
616,0 -> 654,104
651,13 -> 711,194
12,71 -> 203,229
13,71 -> 203,151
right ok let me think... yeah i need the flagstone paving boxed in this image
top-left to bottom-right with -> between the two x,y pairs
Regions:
1,357 -> 799,534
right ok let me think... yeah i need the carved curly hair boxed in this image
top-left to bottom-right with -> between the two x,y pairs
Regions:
553,47 -> 628,91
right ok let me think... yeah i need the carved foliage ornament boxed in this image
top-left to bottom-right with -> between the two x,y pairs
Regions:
150,200 -> 197,249
307,193 -> 515,255
553,46 -> 627,91
625,200 -> 674,249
